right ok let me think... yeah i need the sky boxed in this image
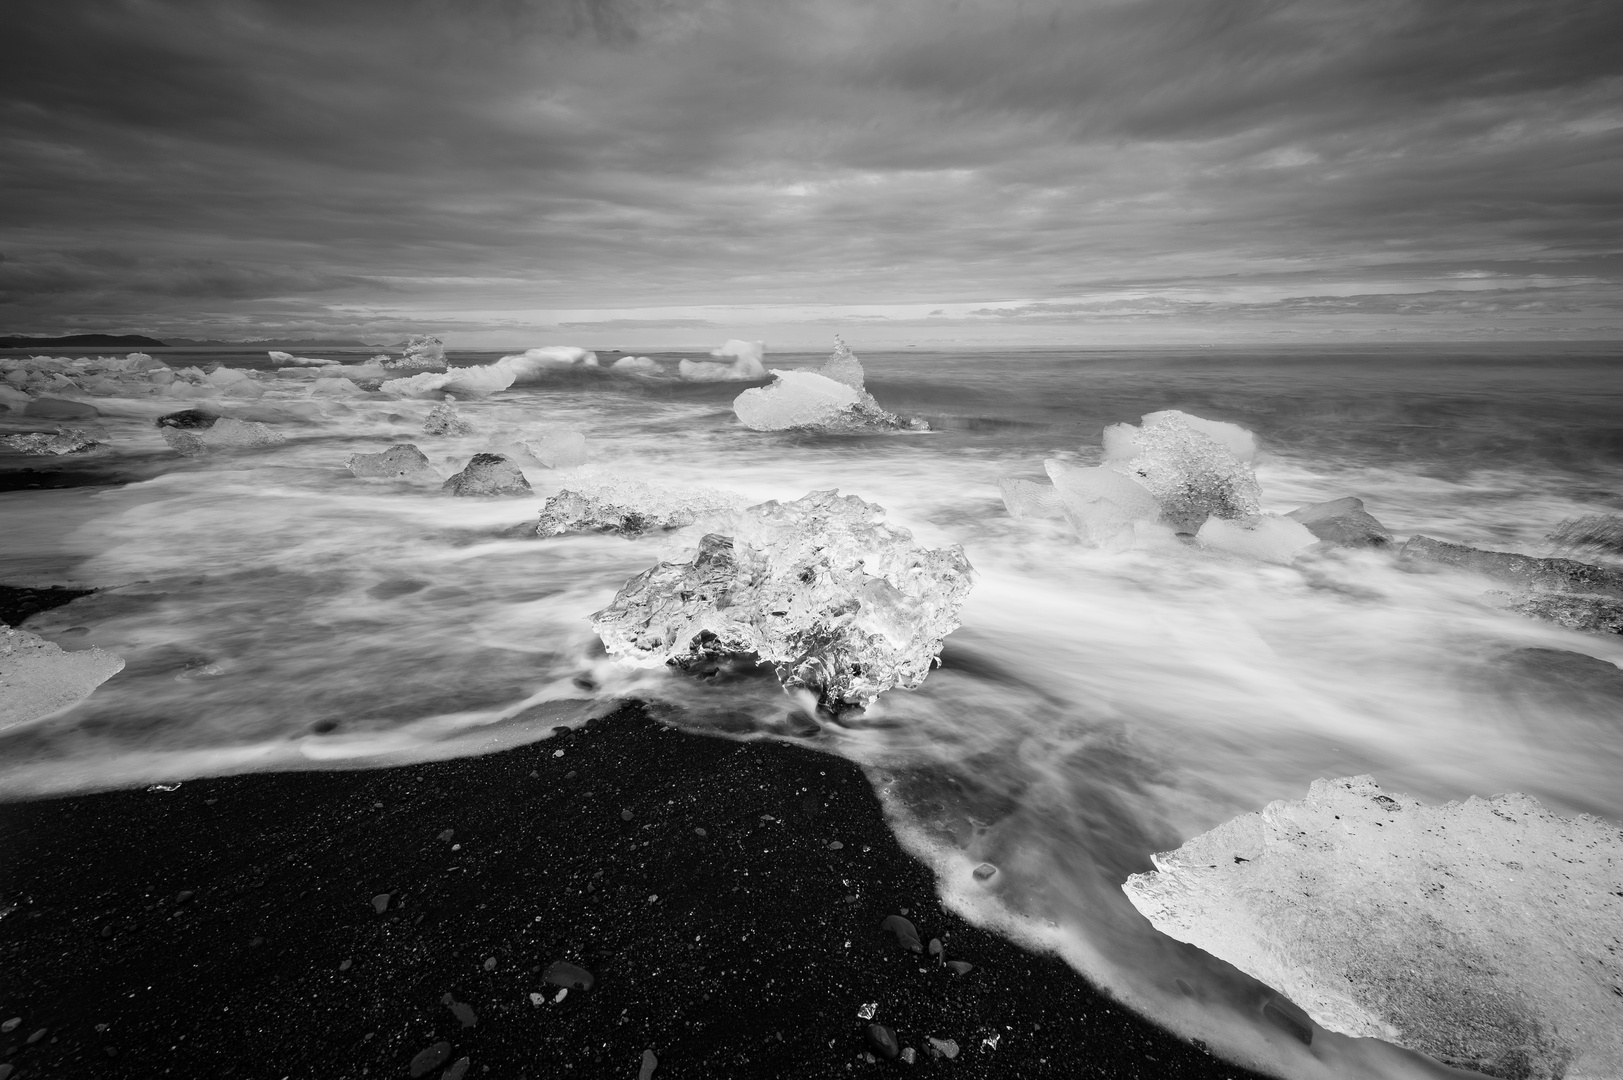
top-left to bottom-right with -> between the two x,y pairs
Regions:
2,0 -> 1621,348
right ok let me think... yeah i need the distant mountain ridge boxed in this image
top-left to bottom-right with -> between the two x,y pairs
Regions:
0,333 -> 168,349
165,337 -> 382,348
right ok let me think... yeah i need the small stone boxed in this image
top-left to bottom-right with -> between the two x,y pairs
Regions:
409,1041 -> 452,1077
553,748 -> 564,758
371,893 -> 390,913
946,960 -> 974,975
175,889 -> 195,904
928,938 -> 942,958
340,959 -> 353,972
694,827 -> 707,836
828,840 -> 843,850
438,829 -> 455,842
927,1037 -> 959,1060
248,936 -> 265,947
0,1065 -> 11,1080
483,956 -> 496,971
900,1047 -> 918,1065
27,1028 -> 47,1044
442,1056 -> 470,1080
529,993 -> 544,1006
554,988 -> 568,1003
880,914 -> 923,953
564,770 -> 577,780
972,862 -> 997,881
867,1024 -> 900,1060
447,1000 -> 478,1027
621,809 -> 633,821
0,1018 -> 17,1033
639,1048 -> 658,1080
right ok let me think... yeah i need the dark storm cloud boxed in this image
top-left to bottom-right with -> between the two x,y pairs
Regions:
0,0 -> 1619,338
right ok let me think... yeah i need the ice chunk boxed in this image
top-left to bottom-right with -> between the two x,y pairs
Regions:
2,429 -> 103,455
387,335 -> 448,370
1197,514 -> 1318,564
441,453 -> 531,497
733,354 -> 922,432
817,335 -> 865,390
268,350 -> 339,367
422,398 -> 474,437
679,339 -> 767,382
611,355 -> 660,372
347,444 -> 440,482
156,413 -> 285,456
382,363 -> 515,399
593,490 -> 974,707
997,478 -> 1067,521
1,626 -> 125,732
1102,411 -> 1261,533
1123,775 -> 1623,1080
1285,496 -> 1392,548
536,472 -> 746,537
1042,460 -> 1159,547
532,430 -> 587,469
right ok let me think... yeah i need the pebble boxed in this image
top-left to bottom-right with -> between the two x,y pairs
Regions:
553,749 -> 564,758
900,1047 -> 918,1065
441,994 -> 478,1027
828,841 -> 843,850
543,961 -> 596,991
175,890 -> 195,904
638,1048 -> 658,1080
946,960 -> 974,975
928,938 -> 942,958
442,1056 -> 471,1080
694,827 -> 706,837
880,914 -> 923,953
565,770 -> 577,779
340,959 -> 353,972
0,1018 -> 16,1033
27,1028 -> 47,1044
867,1024 -> 900,1060
0,1063 -> 11,1080
372,893 -> 390,914
927,1037 -> 959,1060
483,956 -> 496,971
438,829 -> 455,842
620,809 -> 633,821
529,993 -> 544,1006
972,862 -> 998,881
409,1041 -> 452,1077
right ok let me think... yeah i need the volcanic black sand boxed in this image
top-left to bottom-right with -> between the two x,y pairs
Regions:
0,700 -> 1272,1080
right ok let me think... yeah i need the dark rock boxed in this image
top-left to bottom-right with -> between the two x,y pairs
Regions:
155,409 -> 218,430
638,1048 -> 658,1080
1401,535 -> 1623,597
1502,592 -> 1623,635
441,454 -> 530,497
25,397 -> 98,420
946,960 -> 974,975
867,1023 -> 900,1059
442,994 -> 477,1027
1285,497 -> 1393,548
371,893 -> 390,913
442,1057 -> 470,1080
346,444 -> 439,482
409,1041 -> 452,1077
881,914 -> 922,953
543,961 -> 595,991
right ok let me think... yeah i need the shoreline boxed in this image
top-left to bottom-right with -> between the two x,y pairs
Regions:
0,701 -> 1266,1079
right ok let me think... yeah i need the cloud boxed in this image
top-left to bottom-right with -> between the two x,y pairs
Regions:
0,0 -> 1618,340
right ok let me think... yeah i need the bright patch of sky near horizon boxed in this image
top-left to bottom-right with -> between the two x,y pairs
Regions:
1,0 -> 1620,345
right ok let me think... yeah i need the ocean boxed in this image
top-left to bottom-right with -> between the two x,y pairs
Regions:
3,341 -> 1621,1078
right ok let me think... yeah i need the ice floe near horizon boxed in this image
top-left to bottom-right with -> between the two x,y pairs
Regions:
733,337 -> 927,432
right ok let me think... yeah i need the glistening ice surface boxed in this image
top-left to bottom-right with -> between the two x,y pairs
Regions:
4,342 -> 1622,1080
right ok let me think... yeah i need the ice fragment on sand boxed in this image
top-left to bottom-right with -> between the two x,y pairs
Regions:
442,453 -> 531,497
1102,411 -> 1260,532
1285,496 -> 1392,548
536,472 -> 746,537
733,340 -> 923,432
156,413 -> 285,456
527,430 -> 587,469
422,397 -> 474,437
679,339 -> 766,382
346,444 -> 440,482
997,478 -> 1067,521
1042,460 -> 1159,547
1197,514 -> 1318,564
0,626 -> 125,732
1122,775 -> 1623,1080
592,490 -> 972,707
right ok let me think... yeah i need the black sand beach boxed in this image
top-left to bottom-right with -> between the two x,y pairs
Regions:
0,701 -> 1267,1080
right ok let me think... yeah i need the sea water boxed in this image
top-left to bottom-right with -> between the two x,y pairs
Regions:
2,342 -> 1621,1078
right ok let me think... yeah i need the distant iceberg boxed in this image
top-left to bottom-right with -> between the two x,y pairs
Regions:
268,350 -> 338,367
380,335 -> 449,371
678,339 -> 767,382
